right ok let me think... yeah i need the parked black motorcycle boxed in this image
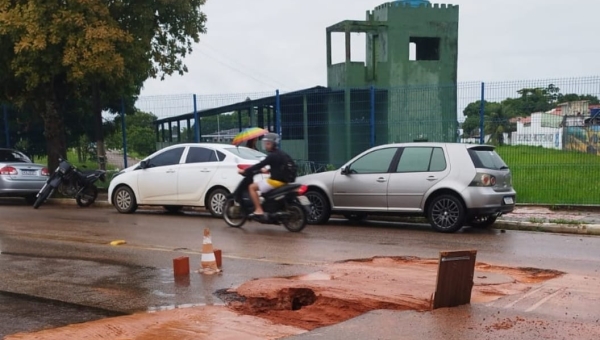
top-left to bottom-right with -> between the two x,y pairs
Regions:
33,158 -> 106,209
222,164 -> 311,232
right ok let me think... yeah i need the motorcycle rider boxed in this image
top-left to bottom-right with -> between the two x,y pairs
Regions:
238,132 -> 291,219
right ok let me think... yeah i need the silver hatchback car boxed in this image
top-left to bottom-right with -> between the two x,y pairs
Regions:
297,143 -> 516,233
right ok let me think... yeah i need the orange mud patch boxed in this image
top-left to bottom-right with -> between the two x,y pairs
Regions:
229,256 -> 564,330
4,306 -> 306,340
5,256 -> 564,340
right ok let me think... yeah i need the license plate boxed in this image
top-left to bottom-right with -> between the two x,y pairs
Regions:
297,195 -> 311,206
503,197 -> 514,205
21,170 -> 36,176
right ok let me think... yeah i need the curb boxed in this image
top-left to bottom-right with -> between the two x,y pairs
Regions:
492,221 -> 600,236
43,200 -> 600,236
47,199 -> 112,208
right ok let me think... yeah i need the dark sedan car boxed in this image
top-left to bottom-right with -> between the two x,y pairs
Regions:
0,149 -> 49,204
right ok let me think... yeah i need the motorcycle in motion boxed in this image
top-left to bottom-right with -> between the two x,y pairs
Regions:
33,157 -> 106,209
223,164 -> 312,232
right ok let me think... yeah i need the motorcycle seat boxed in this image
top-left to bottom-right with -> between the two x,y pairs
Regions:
81,170 -> 106,177
262,183 -> 301,198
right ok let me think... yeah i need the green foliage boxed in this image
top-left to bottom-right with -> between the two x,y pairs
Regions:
0,0 -> 208,170
496,146 -> 600,205
462,85 -> 600,140
200,113 -> 252,135
106,110 -> 158,158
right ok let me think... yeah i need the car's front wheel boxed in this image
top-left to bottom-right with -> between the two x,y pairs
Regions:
469,215 -> 498,228
113,186 -> 138,214
305,190 -> 331,224
427,194 -> 466,233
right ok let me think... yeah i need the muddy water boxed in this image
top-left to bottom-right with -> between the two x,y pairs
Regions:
0,292 -> 122,338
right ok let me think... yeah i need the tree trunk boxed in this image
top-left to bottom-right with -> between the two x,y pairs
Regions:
40,100 -> 67,173
92,83 -> 106,170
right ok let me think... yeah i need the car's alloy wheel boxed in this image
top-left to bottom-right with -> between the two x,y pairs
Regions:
428,194 -> 465,233
305,190 -> 331,224
207,188 -> 229,217
114,186 -> 137,214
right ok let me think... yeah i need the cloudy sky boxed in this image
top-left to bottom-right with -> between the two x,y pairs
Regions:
138,0 -> 600,107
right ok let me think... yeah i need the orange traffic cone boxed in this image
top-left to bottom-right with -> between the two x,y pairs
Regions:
199,228 -> 220,274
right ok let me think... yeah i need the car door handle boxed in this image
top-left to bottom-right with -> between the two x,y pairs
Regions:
200,169 -> 211,173
166,170 -> 175,173
427,176 -> 438,181
376,177 -> 387,183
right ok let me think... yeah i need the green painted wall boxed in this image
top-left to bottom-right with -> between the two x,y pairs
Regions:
325,1 -> 459,158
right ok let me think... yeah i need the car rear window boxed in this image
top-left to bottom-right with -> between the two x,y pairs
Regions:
468,148 -> 509,170
0,150 -> 31,163
224,147 -> 266,160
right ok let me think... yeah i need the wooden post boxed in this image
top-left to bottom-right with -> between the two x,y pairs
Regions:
432,250 -> 477,309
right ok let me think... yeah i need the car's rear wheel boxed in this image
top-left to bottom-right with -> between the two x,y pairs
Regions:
427,194 -> 466,233
206,188 -> 229,217
469,215 -> 498,228
113,186 -> 137,214
305,190 -> 331,224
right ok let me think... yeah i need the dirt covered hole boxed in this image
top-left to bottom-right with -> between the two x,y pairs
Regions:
217,256 -> 564,331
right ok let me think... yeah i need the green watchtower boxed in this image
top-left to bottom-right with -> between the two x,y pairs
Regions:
324,0 -> 459,164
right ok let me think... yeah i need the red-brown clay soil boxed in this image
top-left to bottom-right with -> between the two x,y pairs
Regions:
6,256 -> 564,340
229,256 -> 564,330
4,306 -> 306,340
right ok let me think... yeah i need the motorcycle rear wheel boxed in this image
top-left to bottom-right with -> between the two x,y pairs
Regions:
76,186 -> 98,207
223,198 -> 247,228
282,202 -> 307,232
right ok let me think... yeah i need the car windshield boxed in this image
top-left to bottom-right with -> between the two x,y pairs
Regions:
0,150 -> 32,163
468,147 -> 509,170
224,147 -> 266,160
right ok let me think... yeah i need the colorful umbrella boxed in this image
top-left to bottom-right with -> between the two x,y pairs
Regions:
231,127 -> 269,146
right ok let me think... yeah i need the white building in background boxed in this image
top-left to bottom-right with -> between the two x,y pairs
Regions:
511,112 -> 562,149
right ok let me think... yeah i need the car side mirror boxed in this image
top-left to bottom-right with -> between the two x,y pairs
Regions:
340,166 -> 349,175
140,160 -> 148,169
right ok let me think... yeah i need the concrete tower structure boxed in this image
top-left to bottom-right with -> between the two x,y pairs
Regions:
325,0 -> 459,164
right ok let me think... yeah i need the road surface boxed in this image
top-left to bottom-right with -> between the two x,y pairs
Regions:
0,198 -> 599,338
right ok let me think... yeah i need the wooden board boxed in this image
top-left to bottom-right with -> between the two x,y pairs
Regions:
432,250 -> 477,309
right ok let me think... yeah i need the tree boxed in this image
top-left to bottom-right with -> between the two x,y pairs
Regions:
556,93 -> 600,105
0,0 -> 208,171
461,101 -> 502,137
106,110 -> 158,158
461,84 -> 600,139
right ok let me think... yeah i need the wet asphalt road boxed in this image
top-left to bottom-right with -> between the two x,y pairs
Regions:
1,198 -> 600,337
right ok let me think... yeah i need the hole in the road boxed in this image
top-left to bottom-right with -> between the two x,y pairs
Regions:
244,288 -> 317,312
222,256 -> 565,331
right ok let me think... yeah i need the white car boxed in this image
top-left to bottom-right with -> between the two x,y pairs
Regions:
108,143 -> 266,216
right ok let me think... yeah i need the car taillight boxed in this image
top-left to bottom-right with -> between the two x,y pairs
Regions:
297,185 -> 308,195
470,173 -> 496,187
41,167 -> 50,176
0,166 -> 18,175
237,164 -> 252,170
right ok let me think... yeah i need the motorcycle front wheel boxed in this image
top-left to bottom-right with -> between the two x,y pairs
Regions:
76,185 -> 98,207
223,198 -> 247,228
33,185 -> 54,209
283,202 -> 307,232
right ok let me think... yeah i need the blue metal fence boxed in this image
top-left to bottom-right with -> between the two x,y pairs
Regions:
2,76 -> 600,204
